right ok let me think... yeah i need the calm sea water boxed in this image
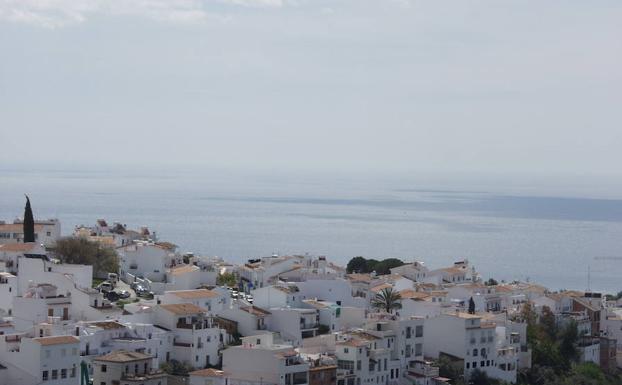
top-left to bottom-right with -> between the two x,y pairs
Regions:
1,167 -> 621,294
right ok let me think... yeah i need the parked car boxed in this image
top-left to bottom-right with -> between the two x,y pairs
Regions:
107,272 -> 118,285
117,290 -> 131,299
97,281 -> 113,293
136,287 -> 154,298
105,291 -> 120,302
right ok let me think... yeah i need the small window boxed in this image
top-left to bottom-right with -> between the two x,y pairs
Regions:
42,371 -> 49,381
51,370 -> 58,380
101,365 -> 107,372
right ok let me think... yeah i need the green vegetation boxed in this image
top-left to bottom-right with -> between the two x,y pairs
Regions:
371,287 -> 402,313
317,324 -> 331,335
92,278 -> 105,288
217,272 -> 238,287
160,360 -> 193,376
23,195 -> 35,243
117,298 -> 140,309
515,303 -> 622,385
50,236 -> 119,277
346,256 -> 404,275
485,278 -> 499,286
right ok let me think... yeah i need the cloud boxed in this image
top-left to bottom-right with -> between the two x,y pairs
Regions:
0,0 -> 286,28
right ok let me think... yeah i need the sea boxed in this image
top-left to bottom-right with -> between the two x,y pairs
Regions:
1,166 -> 621,294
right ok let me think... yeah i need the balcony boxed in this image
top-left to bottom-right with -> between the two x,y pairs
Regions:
409,362 -> 439,378
173,341 -> 192,348
300,323 -> 319,331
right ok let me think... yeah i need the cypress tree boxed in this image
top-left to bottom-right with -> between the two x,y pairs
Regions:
468,296 -> 476,314
23,195 -> 35,243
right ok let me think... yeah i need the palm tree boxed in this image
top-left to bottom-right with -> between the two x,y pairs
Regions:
371,287 -> 402,313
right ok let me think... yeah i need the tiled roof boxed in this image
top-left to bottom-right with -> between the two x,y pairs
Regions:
87,321 -> 126,330
371,283 -> 393,293
190,368 -> 227,377
159,303 -> 206,315
169,264 -> 200,276
240,306 -> 271,316
94,350 -> 152,363
399,289 -> 431,300
169,289 -> 219,299
33,336 -> 79,346
346,273 -> 373,283
0,243 -> 38,252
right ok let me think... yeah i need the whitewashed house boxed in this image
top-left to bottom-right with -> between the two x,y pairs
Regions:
154,303 -> 227,368
92,350 -> 167,385
0,335 -> 80,385
222,333 -> 309,385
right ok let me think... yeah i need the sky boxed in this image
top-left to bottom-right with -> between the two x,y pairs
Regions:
1,0 -> 621,177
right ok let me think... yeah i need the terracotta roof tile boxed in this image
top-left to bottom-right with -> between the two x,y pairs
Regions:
159,303 -> 206,315
33,336 -> 79,346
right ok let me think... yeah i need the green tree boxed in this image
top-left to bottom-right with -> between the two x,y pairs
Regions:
435,355 -> 463,383
469,369 -> 504,385
346,256 -> 404,275
371,287 -> 402,313
50,237 -> 119,277
23,195 -> 35,243
346,256 -> 368,273
217,272 -> 238,287
160,359 -> 193,375
485,278 -> 498,286
373,258 -> 405,275
558,320 -> 579,367
540,306 -> 557,341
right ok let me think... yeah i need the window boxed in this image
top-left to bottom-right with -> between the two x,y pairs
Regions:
52,370 -> 58,380
344,348 -> 349,353
256,339 -> 261,345
71,368 -> 76,378
42,371 -> 49,381
415,325 -> 423,337
101,365 -> 107,372
481,361 -> 485,367
405,344 -> 411,358
357,360 -> 361,370
473,349 -> 478,356
415,343 -> 422,356
61,369 -> 67,379
466,363 -> 470,369
405,327 -> 412,338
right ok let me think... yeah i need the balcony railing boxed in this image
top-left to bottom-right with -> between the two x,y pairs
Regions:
173,341 -> 192,347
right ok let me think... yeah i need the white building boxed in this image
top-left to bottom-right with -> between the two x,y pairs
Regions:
0,334 -> 80,385
0,219 -> 61,247
92,350 -> 167,385
424,312 -> 517,383
159,289 -> 230,314
154,303 -> 227,368
222,333 -> 309,385
118,241 -> 178,284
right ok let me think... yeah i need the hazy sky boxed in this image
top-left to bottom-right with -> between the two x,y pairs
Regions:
1,1 -> 621,176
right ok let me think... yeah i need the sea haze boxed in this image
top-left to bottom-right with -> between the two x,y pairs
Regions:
1,167 -> 621,294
